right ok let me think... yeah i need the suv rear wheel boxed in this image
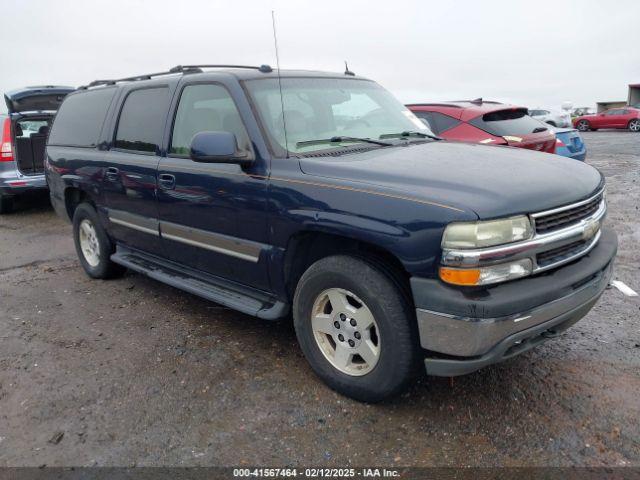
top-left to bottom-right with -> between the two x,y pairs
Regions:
72,203 -> 125,279
293,255 -> 419,402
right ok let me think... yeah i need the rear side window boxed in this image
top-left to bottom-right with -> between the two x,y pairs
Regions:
470,109 -> 546,136
48,89 -> 115,147
412,111 -> 459,135
412,111 -> 434,131
429,112 -> 460,134
114,87 -> 170,153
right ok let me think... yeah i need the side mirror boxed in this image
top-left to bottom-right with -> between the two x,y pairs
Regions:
189,131 -> 252,165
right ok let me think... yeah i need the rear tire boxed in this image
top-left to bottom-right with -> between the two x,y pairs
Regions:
72,203 -> 125,279
576,120 -> 590,132
0,194 -> 14,214
293,255 -> 420,402
629,119 -> 640,132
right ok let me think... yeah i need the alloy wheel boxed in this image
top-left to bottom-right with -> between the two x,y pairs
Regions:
78,219 -> 100,267
311,288 -> 380,376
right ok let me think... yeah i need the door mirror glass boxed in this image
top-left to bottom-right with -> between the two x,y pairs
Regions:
190,131 -> 250,164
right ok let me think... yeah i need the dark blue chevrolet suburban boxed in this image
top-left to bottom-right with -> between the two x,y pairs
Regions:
45,65 -> 617,402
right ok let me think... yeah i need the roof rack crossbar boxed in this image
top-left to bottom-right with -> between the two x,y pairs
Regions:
78,64 -> 273,89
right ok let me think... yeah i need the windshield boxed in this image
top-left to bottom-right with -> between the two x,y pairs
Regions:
244,77 -> 433,155
470,108 -> 548,136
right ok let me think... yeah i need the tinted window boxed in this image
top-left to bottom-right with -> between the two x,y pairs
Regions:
412,111 -> 434,132
470,109 -> 547,136
429,112 -> 460,133
604,109 -> 623,115
170,84 -> 250,156
48,88 -> 115,147
114,87 -> 170,153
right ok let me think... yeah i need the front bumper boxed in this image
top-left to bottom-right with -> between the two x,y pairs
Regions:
411,227 -> 617,376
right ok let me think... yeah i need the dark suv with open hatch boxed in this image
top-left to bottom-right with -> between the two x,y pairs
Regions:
46,65 -> 617,402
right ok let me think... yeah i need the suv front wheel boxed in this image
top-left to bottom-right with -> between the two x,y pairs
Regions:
293,255 -> 420,402
72,203 -> 125,279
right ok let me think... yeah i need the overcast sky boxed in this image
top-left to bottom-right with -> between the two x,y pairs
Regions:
1,0 -> 639,113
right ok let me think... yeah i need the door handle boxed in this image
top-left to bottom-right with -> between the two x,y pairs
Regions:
105,166 -> 119,180
159,173 -> 176,190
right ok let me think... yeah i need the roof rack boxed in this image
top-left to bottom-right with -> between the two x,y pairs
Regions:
78,64 -> 273,89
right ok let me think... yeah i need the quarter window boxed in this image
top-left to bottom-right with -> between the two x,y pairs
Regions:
170,84 -> 250,156
114,87 -> 170,153
428,112 -> 460,134
48,88 -> 116,147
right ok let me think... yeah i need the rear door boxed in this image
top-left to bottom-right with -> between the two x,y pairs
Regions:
102,86 -> 173,256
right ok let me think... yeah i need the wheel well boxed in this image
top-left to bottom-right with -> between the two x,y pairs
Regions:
283,232 -> 412,304
64,187 -> 91,220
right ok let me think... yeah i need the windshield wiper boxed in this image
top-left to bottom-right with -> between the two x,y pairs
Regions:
296,136 -> 393,148
379,131 -> 442,141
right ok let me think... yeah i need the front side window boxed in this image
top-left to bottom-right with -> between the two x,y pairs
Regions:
170,84 -> 251,156
114,87 -> 169,153
244,77 -> 433,155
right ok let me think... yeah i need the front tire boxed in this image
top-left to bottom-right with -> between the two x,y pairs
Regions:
293,255 -> 420,402
576,120 -> 590,132
629,119 -> 640,132
72,203 -> 125,279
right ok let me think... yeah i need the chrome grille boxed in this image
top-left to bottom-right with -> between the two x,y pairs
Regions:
536,239 -> 588,268
534,192 -> 603,234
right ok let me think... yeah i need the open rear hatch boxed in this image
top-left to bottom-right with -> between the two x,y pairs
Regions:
5,86 -> 74,175
4,86 -> 74,114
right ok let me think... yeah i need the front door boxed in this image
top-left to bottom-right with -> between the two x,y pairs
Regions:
103,86 -> 172,256
156,82 -> 270,291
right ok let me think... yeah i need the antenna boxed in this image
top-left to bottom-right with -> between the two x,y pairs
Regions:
344,61 -> 355,76
271,10 -> 289,158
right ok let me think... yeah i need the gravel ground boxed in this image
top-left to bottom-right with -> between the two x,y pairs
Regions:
0,131 -> 638,467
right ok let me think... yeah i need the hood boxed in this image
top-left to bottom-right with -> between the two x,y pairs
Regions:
298,141 -> 603,219
4,86 -> 75,114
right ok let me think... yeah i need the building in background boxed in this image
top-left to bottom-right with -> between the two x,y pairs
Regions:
628,84 -> 640,108
596,100 -> 626,113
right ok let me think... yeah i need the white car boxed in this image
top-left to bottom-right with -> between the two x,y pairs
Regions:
529,108 -> 571,128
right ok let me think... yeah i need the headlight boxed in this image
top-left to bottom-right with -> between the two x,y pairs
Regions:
441,216 -> 533,249
440,259 -> 533,286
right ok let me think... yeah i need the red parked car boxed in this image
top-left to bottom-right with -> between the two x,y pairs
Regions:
407,100 -> 556,153
573,107 -> 640,132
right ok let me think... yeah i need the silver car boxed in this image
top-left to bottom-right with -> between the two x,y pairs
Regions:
528,108 -> 571,128
1,86 -> 74,213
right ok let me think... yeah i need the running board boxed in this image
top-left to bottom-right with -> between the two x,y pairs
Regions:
111,246 -> 289,320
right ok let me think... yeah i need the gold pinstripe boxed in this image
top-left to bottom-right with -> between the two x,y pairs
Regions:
161,164 -> 465,213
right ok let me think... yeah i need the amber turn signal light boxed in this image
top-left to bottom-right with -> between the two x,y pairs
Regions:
439,267 -> 481,286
